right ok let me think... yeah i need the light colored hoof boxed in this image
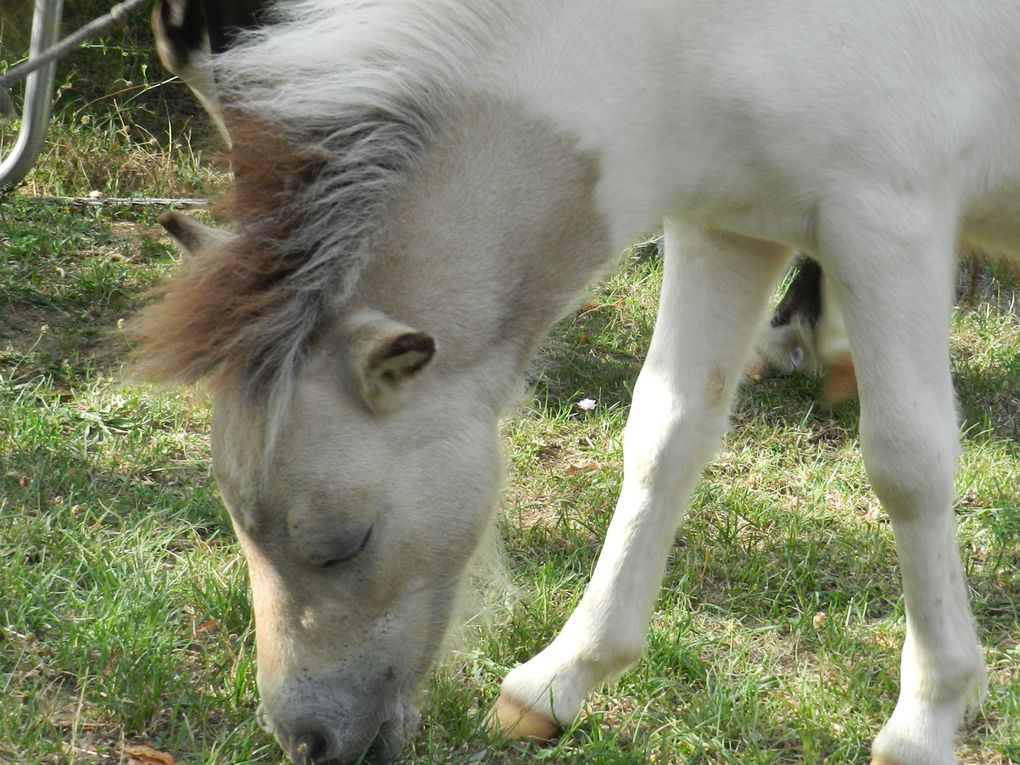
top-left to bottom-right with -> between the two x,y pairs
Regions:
488,695 -> 560,742
869,757 -> 905,765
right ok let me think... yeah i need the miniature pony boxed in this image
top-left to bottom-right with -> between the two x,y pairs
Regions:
133,1 -> 1020,762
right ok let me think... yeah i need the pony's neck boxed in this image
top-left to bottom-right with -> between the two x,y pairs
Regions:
350,97 -> 614,402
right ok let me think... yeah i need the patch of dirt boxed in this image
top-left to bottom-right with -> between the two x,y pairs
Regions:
2,218 -> 173,376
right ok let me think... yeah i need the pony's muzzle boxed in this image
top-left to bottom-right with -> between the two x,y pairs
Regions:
263,691 -> 419,765
279,718 -> 413,765
276,715 -> 364,765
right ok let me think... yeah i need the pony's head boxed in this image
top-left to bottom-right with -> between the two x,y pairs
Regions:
213,304 -> 504,764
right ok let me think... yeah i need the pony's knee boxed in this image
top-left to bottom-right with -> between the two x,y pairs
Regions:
623,372 -> 730,470
622,409 -> 728,489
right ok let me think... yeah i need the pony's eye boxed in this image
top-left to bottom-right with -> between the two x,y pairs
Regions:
316,525 -> 373,568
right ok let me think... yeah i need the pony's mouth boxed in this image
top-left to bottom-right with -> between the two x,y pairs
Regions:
257,697 -> 420,765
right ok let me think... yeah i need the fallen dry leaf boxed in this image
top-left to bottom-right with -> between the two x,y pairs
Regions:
195,618 -> 220,635
122,744 -> 176,765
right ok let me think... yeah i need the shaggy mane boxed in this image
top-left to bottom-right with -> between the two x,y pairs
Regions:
130,0 -> 513,396
127,123 -> 330,391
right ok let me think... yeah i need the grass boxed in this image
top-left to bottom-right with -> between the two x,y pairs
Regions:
1,192 -> 1017,764
1,17 -> 1019,762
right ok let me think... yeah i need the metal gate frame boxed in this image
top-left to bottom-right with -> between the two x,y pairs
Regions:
0,0 -> 66,190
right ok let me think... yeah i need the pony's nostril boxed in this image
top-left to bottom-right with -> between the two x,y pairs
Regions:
292,729 -> 330,764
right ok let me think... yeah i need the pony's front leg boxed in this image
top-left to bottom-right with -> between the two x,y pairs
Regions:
493,222 -> 791,739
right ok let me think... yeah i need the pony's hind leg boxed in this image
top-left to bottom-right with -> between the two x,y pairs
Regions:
492,222 -> 792,738
818,192 -> 987,765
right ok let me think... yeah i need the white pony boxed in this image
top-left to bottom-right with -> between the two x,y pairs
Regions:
132,1 -> 1020,763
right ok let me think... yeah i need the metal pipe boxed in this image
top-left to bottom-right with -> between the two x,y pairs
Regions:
0,0 -> 66,191
0,0 -> 149,93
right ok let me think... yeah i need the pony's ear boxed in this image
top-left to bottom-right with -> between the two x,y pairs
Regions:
344,310 -> 436,414
157,211 -> 233,255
